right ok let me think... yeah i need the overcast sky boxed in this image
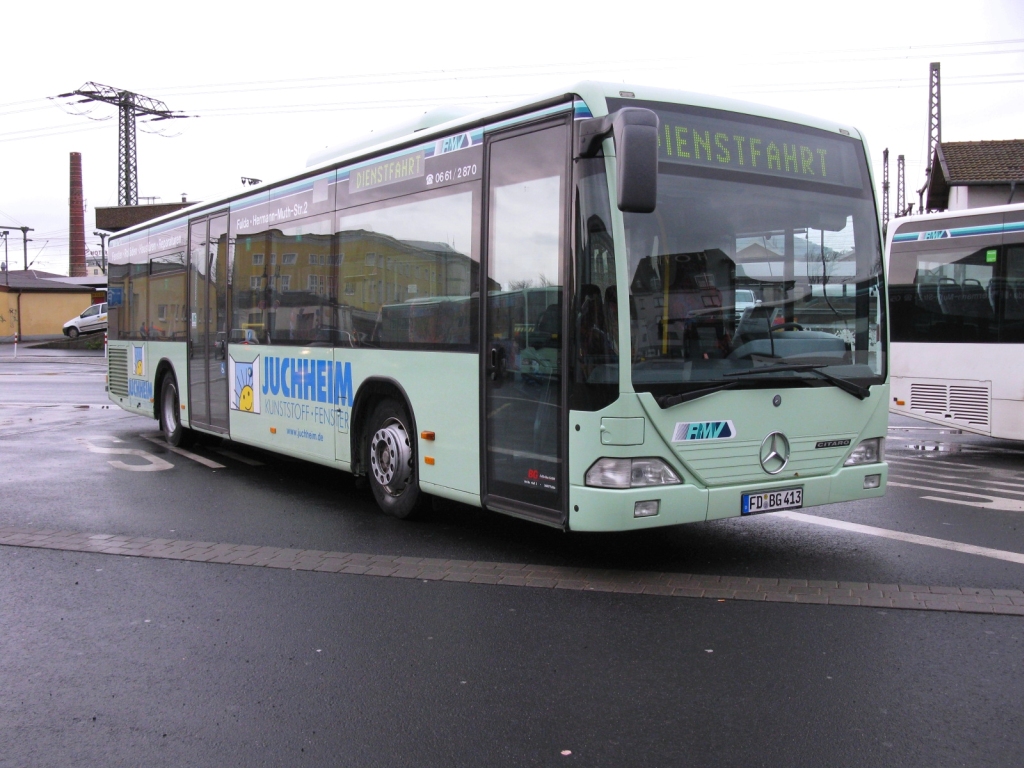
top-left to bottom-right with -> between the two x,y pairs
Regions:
1,0 -> 1022,275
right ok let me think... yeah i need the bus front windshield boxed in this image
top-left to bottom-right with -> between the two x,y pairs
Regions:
624,165 -> 886,398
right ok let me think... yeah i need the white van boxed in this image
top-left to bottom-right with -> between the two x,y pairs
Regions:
734,289 -> 756,319
63,302 -> 107,339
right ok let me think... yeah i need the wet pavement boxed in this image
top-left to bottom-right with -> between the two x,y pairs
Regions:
2,358 -> 1023,766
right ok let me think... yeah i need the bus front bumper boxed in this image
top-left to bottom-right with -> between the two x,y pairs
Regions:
567,463 -> 888,532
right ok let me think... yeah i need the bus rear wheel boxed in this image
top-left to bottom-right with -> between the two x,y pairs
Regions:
160,374 -> 194,447
366,399 -> 424,519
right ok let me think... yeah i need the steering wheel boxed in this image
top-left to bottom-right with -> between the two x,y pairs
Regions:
769,322 -> 804,333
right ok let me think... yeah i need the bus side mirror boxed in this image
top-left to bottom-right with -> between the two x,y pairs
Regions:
578,108 -> 659,214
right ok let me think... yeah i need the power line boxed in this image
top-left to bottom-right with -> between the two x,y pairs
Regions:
141,37 -> 1024,98
0,101 -> 66,118
0,122 -> 110,144
54,82 -> 192,206
146,48 -> 1024,102
0,119 -> 114,139
0,207 -> 24,227
0,96 -> 52,110
196,93 -> 525,117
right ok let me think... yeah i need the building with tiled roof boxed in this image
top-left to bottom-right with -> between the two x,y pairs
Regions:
926,139 -> 1024,211
1,269 -> 97,341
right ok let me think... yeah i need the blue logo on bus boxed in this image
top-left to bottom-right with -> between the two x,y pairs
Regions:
434,132 -> 473,155
128,378 -> 153,399
672,420 -> 736,442
261,356 -> 352,406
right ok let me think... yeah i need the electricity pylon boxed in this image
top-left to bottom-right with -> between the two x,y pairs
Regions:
57,82 -> 191,206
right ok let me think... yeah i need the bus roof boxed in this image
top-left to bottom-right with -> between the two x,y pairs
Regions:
886,201 -> 1024,251
111,80 -> 866,241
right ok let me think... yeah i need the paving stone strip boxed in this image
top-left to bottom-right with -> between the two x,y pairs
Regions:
2,526 -> 1022,616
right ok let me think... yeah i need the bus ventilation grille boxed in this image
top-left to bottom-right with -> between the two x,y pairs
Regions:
108,347 -> 129,396
909,382 -> 990,427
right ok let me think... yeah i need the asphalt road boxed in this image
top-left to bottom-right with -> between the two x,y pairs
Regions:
2,355 -> 1022,766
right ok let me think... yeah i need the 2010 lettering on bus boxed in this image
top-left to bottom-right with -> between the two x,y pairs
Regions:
262,356 -> 353,406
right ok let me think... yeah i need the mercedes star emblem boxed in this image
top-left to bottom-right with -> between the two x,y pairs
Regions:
759,431 -> 790,475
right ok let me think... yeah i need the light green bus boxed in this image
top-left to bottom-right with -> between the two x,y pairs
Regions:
105,81 -> 888,531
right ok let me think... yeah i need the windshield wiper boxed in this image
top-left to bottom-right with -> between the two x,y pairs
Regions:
723,364 -> 871,400
654,381 -> 739,408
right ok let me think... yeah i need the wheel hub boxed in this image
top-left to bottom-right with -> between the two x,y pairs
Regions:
162,388 -> 177,433
370,418 -> 412,495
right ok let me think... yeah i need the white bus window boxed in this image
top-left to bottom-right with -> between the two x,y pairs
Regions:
335,183 -> 480,350
890,244 -> 1000,343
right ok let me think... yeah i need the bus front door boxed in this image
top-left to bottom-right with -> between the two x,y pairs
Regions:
481,119 -> 570,525
188,212 -> 230,433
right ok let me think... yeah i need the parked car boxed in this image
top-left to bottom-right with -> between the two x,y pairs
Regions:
734,289 -> 757,320
63,302 -> 107,339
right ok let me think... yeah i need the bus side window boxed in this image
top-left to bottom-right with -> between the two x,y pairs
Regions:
569,159 -> 619,411
1002,245 -> 1024,341
334,183 -> 480,351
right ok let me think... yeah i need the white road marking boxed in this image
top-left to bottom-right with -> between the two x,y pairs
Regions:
0,403 -> 109,408
77,437 -> 173,472
887,453 -> 1024,510
213,448 -> 265,466
887,481 -> 1024,511
890,469 -> 1024,494
140,434 -> 225,469
889,455 -> 1018,475
888,426 -> 962,432
774,510 -> 1024,565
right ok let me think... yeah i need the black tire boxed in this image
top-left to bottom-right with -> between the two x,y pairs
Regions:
160,374 -> 194,447
365,398 -> 425,519
67,327 -> 79,339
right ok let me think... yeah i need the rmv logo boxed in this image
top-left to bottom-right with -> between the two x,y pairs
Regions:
440,135 -> 466,153
672,420 -> 736,442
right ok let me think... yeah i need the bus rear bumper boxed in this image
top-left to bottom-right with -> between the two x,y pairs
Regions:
567,463 -> 888,532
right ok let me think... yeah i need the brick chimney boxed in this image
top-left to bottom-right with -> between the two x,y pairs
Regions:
69,152 -> 86,277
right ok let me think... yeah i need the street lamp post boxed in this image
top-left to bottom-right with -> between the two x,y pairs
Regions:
0,224 -> 32,274
2,231 -> 8,286
18,226 -> 33,271
93,231 -> 109,274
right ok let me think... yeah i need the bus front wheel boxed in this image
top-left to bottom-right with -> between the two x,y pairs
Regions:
366,399 -> 424,519
160,374 -> 194,448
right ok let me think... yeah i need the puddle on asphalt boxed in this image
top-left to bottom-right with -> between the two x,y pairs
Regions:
887,427 -> 963,435
893,441 -> 963,453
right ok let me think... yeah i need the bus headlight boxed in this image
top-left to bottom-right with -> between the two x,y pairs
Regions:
844,438 -> 884,466
585,457 -> 682,488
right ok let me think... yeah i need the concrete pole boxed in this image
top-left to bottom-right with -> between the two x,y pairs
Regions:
20,226 -> 33,271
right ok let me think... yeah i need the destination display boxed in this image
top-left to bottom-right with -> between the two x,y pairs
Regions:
108,237 -> 129,265
608,99 -> 864,189
232,130 -> 484,236
109,221 -> 188,262
148,222 -> 188,255
351,151 -> 425,192
234,170 -> 334,237
336,132 -> 483,208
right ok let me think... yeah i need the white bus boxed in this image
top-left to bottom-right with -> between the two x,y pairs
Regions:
888,203 -> 1024,438
105,82 -> 889,531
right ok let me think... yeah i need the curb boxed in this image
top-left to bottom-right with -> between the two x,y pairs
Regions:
2,526 -> 1022,616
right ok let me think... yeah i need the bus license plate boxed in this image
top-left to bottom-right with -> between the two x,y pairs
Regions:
741,487 -> 803,515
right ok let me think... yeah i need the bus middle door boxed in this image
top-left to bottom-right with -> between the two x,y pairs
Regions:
481,118 -> 570,526
188,212 -> 231,433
